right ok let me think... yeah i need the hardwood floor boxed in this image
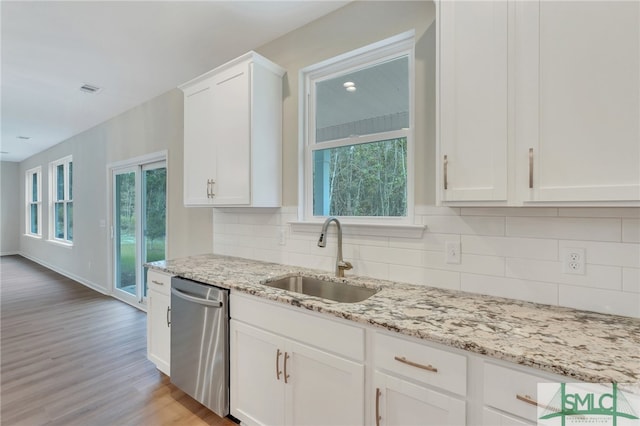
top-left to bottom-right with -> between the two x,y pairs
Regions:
0,255 -> 238,426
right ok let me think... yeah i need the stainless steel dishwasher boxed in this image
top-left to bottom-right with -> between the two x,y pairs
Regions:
170,277 -> 229,417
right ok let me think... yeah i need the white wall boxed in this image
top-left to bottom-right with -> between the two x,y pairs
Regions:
18,90 -> 213,293
1,162 -> 20,255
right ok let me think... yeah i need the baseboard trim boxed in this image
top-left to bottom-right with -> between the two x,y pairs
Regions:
18,252 -> 109,296
1,251 -> 19,256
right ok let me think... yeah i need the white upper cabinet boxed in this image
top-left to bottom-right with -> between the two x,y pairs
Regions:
438,0 -> 640,206
180,52 -> 285,207
438,0 -> 509,202
516,1 -> 640,203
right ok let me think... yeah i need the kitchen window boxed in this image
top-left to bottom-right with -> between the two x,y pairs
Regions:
25,166 -> 42,237
301,32 -> 415,224
49,156 -> 73,244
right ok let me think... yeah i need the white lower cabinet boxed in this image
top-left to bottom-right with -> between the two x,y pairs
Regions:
146,270 -> 172,375
229,292 -> 580,426
483,408 -> 534,426
373,331 -> 467,426
230,294 -> 365,426
374,371 -> 466,426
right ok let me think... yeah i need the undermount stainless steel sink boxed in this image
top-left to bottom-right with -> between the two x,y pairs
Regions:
262,276 -> 378,303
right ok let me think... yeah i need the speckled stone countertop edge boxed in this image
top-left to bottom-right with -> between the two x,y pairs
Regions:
146,254 -> 640,384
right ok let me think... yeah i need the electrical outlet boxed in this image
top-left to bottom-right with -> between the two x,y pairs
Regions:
562,247 -> 585,275
278,228 -> 286,246
445,241 -> 461,264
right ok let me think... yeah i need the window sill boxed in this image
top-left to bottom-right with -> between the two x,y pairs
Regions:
23,233 -> 42,240
47,239 -> 73,249
289,221 -> 425,239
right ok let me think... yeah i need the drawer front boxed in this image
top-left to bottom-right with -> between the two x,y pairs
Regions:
483,362 -> 552,422
230,293 -> 364,361
147,270 -> 172,296
374,332 -> 467,396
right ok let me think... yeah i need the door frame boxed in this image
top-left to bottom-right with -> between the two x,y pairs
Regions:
106,150 -> 167,310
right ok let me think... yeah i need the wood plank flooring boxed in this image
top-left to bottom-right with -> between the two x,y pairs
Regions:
0,255 -> 238,426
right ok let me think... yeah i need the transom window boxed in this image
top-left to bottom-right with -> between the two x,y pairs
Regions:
25,166 -> 42,237
50,156 -> 73,243
302,32 -> 414,222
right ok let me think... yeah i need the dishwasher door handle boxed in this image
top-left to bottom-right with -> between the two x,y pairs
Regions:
171,287 -> 223,308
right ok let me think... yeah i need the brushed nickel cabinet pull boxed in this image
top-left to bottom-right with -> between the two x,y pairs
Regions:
151,280 -> 164,286
375,388 -> 382,426
516,394 -> 539,407
166,306 -> 171,327
394,356 -> 438,373
443,155 -> 449,190
284,352 -> 290,384
276,349 -> 282,381
528,148 -> 534,189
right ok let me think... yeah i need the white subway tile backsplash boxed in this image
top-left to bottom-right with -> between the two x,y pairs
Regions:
423,215 -> 505,236
622,268 -> 640,293
212,206 -> 640,317
558,208 -> 640,218
388,265 -> 461,290
462,235 -> 558,260
506,217 -> 621,242
423,251 -> 505,276
622,219 -> 640,243
460,274 -> 558,305
389,233 -> 459,252
558,286 -> 640,318
558,240 -> 640,268
359,245 -> 424,268
461,207 -> 558,217
506,258 -> 622,291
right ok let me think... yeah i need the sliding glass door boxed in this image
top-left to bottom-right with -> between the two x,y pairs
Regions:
112,159 -> 166,307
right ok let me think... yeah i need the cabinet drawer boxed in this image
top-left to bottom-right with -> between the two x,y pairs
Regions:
483,362 -> 552,422
374,332 -> 467,396
147,270 -> 172,296
230,293 -> 364,361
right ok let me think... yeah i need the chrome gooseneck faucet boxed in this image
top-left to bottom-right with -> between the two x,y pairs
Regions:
318,216 -> 353,278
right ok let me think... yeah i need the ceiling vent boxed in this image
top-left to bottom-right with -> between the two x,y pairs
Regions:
16,135 -> 31,140
79,83 -> 102,94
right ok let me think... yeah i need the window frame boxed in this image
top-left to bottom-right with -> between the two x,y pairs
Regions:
300,31 -> 416,225
25,166 -> 42,238
49,155 -> 73,245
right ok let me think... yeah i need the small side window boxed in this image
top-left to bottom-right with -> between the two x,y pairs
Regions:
49,156 -> 73,243
25,166 -> 42,237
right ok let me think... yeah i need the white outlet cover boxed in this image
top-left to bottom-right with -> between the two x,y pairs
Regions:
562,247 -> 585,275
445,241 -> 461,264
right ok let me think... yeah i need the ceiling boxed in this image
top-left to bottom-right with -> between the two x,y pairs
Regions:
0,0 -> 349,163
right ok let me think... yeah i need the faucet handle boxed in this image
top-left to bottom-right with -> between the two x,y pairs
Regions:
338,261 -> 353,271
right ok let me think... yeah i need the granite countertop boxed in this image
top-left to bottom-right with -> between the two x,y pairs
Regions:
148,253 -> 640,384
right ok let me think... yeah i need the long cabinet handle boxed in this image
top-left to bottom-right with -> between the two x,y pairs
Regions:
284,352 -> 290,384
375,388 -> 382,426
206,179 -> 211,198
151,280 -> 164,286
528,148 -> 534,189
166,306 -> 171,327
516,394 -> 539,407
276,349 -> 282,381
443,155 -> 449,190
394,356 -> 438,373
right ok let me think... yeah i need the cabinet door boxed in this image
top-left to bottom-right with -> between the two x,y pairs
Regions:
516,1 -> 640,202
483,408 -> 533,426
439,0 -> 509,202
183,79 -> 216,206
210,62 -> 251,205
147,289 -> 170,375
374,371 -> 466,426
230,320 -> 285,426
285,340 -> 364,426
